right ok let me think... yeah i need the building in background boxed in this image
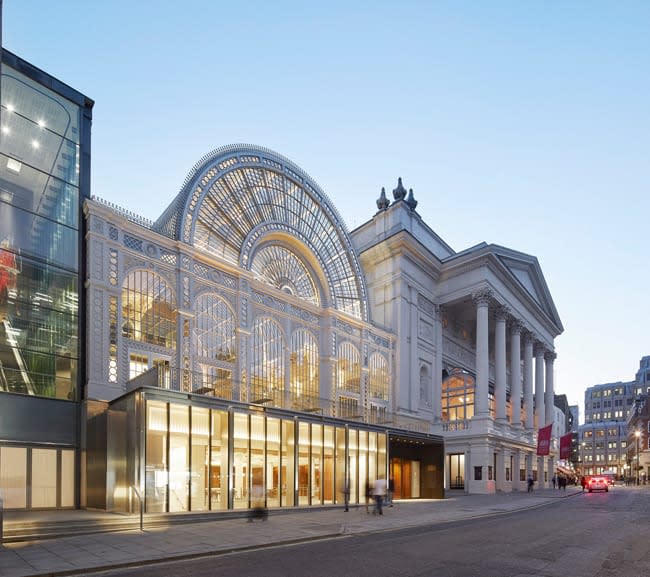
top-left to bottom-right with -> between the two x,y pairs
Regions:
625,357 -> 650,484
578,357 -> 650,478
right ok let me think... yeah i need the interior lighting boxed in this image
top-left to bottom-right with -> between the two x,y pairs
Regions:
32,140 -> 40,149
1,125 -> 9,135
6,104 -> 15,112
37,119 -> 46,128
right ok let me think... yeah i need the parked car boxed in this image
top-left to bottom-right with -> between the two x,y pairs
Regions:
587,476 -> 609,493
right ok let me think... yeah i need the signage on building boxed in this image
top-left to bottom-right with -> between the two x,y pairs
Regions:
536,424 -> 553,456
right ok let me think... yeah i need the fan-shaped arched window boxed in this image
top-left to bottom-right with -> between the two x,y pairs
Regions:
250,317 -> 286,407
194,293 -> 236,361
368,353 -> 389,401
336,342 -> 360,395
250,245 -> 320,307
121,270 -> 176,349
442,369 -> 475,421
290,329 -> 319,410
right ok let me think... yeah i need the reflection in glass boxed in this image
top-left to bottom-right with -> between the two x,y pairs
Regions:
311,423 -> 322,504
323,426 -> 334,504
335,427 -> 346,506
250,414 -> 265,508
0,446 -> 27,508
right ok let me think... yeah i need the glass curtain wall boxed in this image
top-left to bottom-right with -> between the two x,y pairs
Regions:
142,399 -> 387,513
0,66 -> 82,400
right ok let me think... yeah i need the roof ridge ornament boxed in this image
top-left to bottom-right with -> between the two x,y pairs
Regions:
392,177 -> 407,201
376,187 -> 390,210
406,188 -> 418,210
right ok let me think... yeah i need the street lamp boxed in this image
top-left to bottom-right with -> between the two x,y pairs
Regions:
635,430 -> 641,486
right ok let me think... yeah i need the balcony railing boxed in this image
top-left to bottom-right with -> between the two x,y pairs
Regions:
126,366 -> 432,433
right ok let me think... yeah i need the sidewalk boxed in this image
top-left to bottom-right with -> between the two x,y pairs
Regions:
0,488 -> 582,577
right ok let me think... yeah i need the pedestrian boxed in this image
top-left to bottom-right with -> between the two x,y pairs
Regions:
527,475 -> 534,493
373,477 -> 387,515
248,483 -> 268,521
552,475 -> 557,489
343,478 -> 350,512
580,475 -> 587,492
365,481 -> 373,513
560,476 -> 567,491
387,477 -> 394,507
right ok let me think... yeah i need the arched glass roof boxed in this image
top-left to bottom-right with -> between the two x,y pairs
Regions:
154,144 -> 368,321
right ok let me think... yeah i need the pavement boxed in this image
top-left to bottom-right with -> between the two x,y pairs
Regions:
0,487 -> 583,577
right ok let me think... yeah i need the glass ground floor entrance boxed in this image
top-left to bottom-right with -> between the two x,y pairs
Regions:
104,389 -> 445,513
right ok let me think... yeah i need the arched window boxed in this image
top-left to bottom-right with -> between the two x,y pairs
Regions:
194,293 -> 236,361
121,270 -> 176,349
290,329 -> 319,410
336,342 -> 360,394
441,369 -> 475,421
368,353 -> 389,401
250,317 -> 286,407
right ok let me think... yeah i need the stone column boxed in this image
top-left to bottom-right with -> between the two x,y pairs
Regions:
473,289 -> 492,417
545,351 -> 556,427
494,306 -> 509,422
433,304 -> 444,422
509,321 -> 523,427
523,333 -> 534,430
534,343 -> 546,430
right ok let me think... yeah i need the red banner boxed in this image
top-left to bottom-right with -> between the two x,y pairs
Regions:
559,433 -> 573,460
537,424 -> 552,456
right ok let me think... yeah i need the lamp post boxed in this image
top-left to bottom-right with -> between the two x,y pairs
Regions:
635,430 -> 641,486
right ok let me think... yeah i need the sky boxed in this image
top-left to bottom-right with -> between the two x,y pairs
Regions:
3,1 -> 649,412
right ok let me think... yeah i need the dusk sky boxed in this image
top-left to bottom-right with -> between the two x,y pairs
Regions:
4,1 -> 649,413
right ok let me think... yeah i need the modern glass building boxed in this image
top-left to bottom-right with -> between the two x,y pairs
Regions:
0,48 -> 93,509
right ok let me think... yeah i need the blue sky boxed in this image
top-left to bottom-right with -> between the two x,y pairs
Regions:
4,1 -> 649,412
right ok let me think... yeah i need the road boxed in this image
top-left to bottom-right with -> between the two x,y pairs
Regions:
78,487 -> 650,577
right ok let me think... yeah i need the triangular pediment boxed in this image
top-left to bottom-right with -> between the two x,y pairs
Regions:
493,247 -> 563,331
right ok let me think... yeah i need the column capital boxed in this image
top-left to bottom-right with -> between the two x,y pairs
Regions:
544,351 -> 557,362
494,305 -> 510,321
509,319 -> 525,334
534,342 -> 546,357
434,303 -> 445,317
472,288 -> 493,307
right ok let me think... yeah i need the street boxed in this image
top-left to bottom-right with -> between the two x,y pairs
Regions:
74,487 -> 650,577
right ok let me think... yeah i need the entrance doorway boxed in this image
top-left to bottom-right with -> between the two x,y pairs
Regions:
448,453 -> 465,490
390,457 -> 420,499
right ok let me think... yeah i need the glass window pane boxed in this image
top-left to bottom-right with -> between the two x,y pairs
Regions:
298,422 -> 310,505
311,424 -> 322,504
335,427 -> 346,505
250,414 -> 265,508
169,404 -> 189,512
145,401 -> 168,513
60,449 -> 75,507
191,407 -> 209,511
0,446 -> 27,508
323,426 -> 334,504
267,418 -> 280,508
210,409 -> 229,510
232,412 -> 249,509
281,419 -> 295,507
31,448 -> 57,508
